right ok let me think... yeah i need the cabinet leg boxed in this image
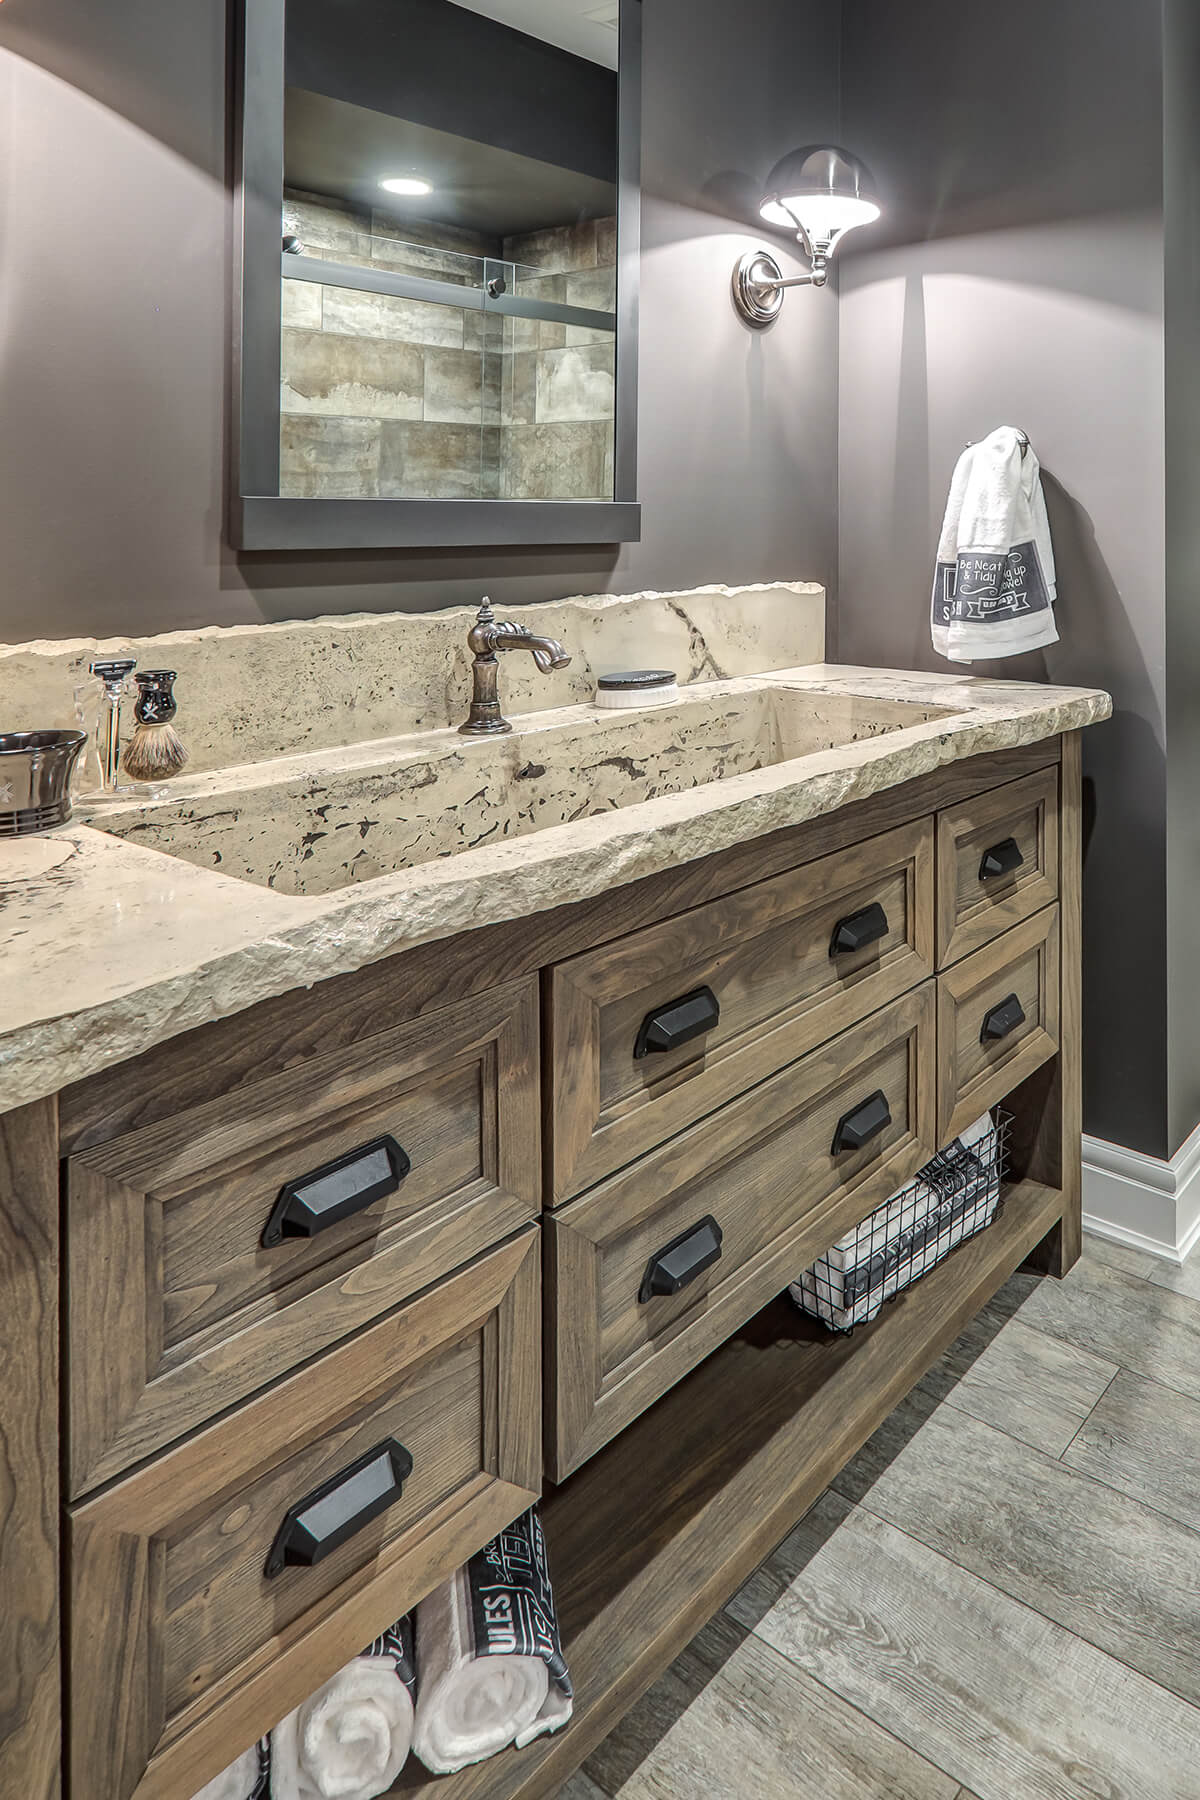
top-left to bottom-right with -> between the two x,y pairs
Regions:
1025,1203 -> 1082,1279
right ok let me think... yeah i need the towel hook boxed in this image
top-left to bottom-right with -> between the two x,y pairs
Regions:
963,430 -> 1031,458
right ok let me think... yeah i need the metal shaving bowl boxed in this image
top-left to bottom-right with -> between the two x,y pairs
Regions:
0,731 -> 88,836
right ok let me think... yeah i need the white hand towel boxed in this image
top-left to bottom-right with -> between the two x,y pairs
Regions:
271,1626 -> 416,1800
413,1510 -> 573,1776
932,426 -> 1058,662
189,1739 -> 270,1800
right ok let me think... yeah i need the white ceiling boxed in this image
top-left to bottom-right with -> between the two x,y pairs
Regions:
445,0 -> 619,70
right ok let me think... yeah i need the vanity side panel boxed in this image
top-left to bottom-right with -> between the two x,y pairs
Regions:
0,1096 -> 61,1800
1021,729 -> 1084,1276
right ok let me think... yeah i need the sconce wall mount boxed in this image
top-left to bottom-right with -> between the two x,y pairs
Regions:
733,144 -> 880,326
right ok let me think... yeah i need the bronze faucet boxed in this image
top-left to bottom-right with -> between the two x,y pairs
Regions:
458,598 -> 572,735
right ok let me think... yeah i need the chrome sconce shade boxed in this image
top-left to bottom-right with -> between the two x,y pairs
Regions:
732,144 -> 880,325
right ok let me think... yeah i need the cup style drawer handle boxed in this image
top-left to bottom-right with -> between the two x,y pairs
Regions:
830,900 -> 890,958
639,1215 -> 724,1303
981,992 -> 1026,1044
265,1438 -> 414,1578
831,1089 -> 892,1156
979,837 -> 1024,882
633,985 -> 721,1059
262,1134 -> 412,1248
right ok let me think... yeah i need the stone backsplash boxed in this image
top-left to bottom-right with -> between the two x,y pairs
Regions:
0,583 -> 826,785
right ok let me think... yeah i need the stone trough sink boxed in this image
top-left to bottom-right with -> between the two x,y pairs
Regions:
80,680 -> 952,898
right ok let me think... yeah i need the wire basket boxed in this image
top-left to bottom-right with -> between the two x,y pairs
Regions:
791,1109 -> 1011,1333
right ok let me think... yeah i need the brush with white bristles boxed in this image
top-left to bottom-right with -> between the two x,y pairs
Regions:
120,669 -> 189,785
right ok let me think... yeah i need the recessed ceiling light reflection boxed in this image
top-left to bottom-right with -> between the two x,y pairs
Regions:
379,176 -> 432,197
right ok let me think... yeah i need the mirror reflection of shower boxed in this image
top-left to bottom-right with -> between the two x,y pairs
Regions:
278,0 -> 620,503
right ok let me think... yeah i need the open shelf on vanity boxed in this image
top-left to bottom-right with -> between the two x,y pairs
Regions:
394,1174 -> 1066,1799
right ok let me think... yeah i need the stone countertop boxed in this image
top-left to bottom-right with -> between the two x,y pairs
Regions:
0,666 -> 1110,1115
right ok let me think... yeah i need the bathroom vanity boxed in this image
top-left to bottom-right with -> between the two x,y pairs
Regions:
0,592 -> 1109,1800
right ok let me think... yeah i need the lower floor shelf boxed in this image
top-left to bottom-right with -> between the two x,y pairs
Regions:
394,1175 -> 1067,1798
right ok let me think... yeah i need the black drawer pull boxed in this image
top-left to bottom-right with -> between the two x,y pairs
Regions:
634,985 -> 720,1059
981,993 -> 1026,1043
639,1215 -> 724,1303
830,900 -> 890,958
262,1135 -> 411,1248
831,1089 -> 892,1156
979,837 -> 1024,882
265,1438 -> 413,1577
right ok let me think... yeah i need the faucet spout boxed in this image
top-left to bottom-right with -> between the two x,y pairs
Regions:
459,598 -> 573,735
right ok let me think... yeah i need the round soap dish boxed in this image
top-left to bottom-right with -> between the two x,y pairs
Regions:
595,670 -> 679,710
0,731 -> 87,837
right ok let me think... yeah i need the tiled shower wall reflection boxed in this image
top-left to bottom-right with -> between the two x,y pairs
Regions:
279,190 -> 616,501
502,218 -> 616,500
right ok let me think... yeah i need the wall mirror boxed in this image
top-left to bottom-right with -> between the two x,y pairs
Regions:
234,0 -> 641,550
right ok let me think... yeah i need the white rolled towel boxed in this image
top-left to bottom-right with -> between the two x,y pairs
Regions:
413,1510 -> 573,1776
272,1636 -> 415,1800
189,1740 -> 270,1800
412,1570 -> 570,1774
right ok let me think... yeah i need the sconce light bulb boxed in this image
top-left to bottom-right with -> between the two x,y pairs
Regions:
379,176 -> 433,197
758,193 -> 881,243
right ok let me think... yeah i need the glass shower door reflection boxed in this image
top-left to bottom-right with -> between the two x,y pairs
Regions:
501,248 -> 616,501
278,218 -> 618,503
280,266 -> 490,500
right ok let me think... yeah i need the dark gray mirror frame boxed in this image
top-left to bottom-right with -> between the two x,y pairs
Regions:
232,0 -> 642,552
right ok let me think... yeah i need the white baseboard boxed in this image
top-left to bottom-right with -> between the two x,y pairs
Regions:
1082,1122 -> 1200,1263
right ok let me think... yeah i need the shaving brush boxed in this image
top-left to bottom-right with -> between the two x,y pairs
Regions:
120,670 -> 189,784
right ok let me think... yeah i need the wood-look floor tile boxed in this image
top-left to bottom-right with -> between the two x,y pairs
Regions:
939,1318 -> 1117,1456
1063,1366 -> 1200,1533
746,1498 -> 1200,1800
848,1405 -> 1200,1704
559,1775 -> 611,1800
583,1610 -> 960,1800
729,1490 -> 856,1626
1084,1232 -> 1200,1306
831,1384 -> 943,1508
830,1273 -> 1060,1507
1016,1250 -> 1200,1402
581,1611 -> 738,1795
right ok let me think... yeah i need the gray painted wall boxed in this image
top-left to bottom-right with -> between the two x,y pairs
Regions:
1163,0 -> 1200,1157
838,0 -> 1171,1159
0,0 -> 840,640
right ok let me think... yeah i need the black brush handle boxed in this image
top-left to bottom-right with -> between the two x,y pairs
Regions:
265,1439 -> 413,1577
132,670 -> 179,725
830,900 -> 889,957
262,1135 -> 410,1247
639,1215 -> 724,1303
981,993 -> 1026,1043
831,1089 -> 892,1156
634,986 -> 720,1059
979,836 -> 1024,881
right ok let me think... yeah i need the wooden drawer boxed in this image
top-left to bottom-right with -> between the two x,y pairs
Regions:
936,765 -> 1059,966
68,1228 -> 540,1800
938,907 -> 1061,1140
66,977 -> 539,1496
547,817 -> 935,1203
547,984 -> 936,1479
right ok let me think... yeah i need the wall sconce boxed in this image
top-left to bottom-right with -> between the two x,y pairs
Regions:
732,145 -> 880,325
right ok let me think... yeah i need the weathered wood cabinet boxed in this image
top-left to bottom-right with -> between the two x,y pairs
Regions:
0,733 -> 1084,1800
